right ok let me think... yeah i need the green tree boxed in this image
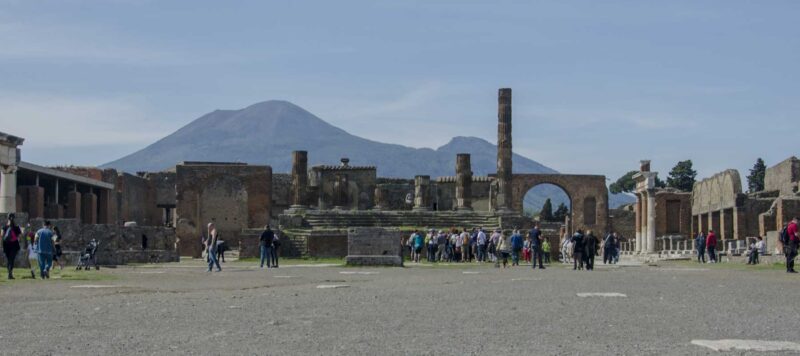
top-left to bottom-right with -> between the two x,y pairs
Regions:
666,160 -> 697,192
655,176 -> 667,189
553,203 -> 570,222
539,198 -> 554,221
747,158 -> 766,193
609,171 -> 638,194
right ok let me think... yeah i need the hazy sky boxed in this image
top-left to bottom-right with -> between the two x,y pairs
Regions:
1,0 -> 798,184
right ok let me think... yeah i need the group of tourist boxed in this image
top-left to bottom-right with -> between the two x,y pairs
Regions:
404,223 -> 623,271
2,213 -> 64,280
693,217 -> 800,272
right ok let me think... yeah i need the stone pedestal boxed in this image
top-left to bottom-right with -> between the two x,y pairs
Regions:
373,186 -> 385,211
0,166 -> 17,214
345,227 -> 403,266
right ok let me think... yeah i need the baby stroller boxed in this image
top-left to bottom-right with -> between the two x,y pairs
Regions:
76,239 -> 100,270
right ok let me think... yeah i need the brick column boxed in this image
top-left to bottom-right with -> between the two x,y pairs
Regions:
413,175 -> 431,211
66,191 -> 82,220
82,192 -> 97,224
290,150 -> 308,209
495,88 -> 513,212
455,154 -> 472,211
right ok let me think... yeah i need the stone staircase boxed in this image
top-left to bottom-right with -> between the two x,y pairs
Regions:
301,210 -> 502,230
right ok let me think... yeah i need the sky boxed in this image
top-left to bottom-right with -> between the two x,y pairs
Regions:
1,0 -> 798,185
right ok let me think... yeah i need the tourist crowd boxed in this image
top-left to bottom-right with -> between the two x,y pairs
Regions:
1,213 -> 65,280
403,223 -> 624,271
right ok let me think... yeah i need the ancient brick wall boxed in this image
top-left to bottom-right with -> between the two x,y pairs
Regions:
434,177 -> 492,212
307,231 -> 348,258
175,163 -> 272,257
271,173 -> 292,218
511,174 -> 609,234
310,165 -> 376,210
117,172 -> 158,226
764,156 -> 799,196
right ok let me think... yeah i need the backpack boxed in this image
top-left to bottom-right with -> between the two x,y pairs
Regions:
779,227 -> 789,245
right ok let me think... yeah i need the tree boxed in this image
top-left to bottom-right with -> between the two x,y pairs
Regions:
553,203 -> 570,222
655,176 -> 667,189
539,199 -> 554,221
666,160 -> 697,192
610,171 -> 638,194
747,158 -> 766,193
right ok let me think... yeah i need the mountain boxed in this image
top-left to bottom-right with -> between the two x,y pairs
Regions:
102,100 -> 633,208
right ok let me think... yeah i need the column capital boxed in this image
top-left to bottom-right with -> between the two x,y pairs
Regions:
1,164 -> 17,174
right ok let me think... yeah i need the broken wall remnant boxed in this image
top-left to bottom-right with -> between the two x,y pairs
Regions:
175,162 -> 271,257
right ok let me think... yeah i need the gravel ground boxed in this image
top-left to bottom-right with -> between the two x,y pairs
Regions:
1,259 -> 799,355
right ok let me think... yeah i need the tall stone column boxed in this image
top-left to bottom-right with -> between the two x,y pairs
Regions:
646,189 -> 656,253
495,88 -> 513,212
640,193 -> 648,253
455,153 -> 472,211
290,151 -> 308,209
413,175 -> 431,211
0,165 -> 18,214
634,193 -> 642,253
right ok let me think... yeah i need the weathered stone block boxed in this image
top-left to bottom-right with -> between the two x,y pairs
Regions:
345,227 -> 403,266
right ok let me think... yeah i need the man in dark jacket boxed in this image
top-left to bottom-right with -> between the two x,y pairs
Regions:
571,230 -> 585,271
530,223 -> 545,269
584,231 -> 598,271
259,225 -> 275,269
2,213 -> 22,279
603,232 -> 614,264
695,232 -> 706,263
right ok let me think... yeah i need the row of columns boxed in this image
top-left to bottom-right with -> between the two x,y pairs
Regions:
634,190 -> 657,254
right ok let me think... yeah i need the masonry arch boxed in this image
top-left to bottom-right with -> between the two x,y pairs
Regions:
510,174 -> 608,234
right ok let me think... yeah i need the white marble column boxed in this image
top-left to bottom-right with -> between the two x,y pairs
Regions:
0,165 -> 17,213
646,189 -> 656,254
634,194 -> 642,254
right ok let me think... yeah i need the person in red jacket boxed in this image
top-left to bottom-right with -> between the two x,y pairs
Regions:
706,229 -> 718,263
786,217 -> 798,273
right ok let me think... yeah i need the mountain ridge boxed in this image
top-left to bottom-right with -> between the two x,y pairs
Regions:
102,100 -> 632,208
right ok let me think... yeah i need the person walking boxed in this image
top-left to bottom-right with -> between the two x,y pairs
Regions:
786,218 -> 798,273
270,233 -> 281,268
412,230 -> 424,263
52,226 -> 64,270
695,231 -> 706,263
560,229 -> 572,264
510,229 -> 523,266
206,223 -> 221,272
612,233 -> 621,264
603,232 -> 614,264
542,238 -> 551,264
2,213 -> 22,279
530,224 -> 544,270
489,229 -> 500,263
522,237 -> 531,264
572,230 -> 585,270
260,225 -> 275,269
436,230 -> 447,262
427,230 -> 437,262
584,230 -> 598,271
706,229 -> 718,264
497,230 -> 511,268
755,236 -> 765,264
35,221 -> 55,279
25,226 -> 38,279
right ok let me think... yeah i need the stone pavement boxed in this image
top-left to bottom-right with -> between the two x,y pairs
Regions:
1,258 -> 799,355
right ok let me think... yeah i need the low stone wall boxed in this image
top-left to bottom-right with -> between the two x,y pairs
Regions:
0,213 -> 178,266
307,231 -> 348,258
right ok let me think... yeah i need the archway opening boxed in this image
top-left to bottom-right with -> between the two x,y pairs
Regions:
522,183 -> 571,223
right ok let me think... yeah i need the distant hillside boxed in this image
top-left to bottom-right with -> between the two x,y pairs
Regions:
103,100 -> 633,208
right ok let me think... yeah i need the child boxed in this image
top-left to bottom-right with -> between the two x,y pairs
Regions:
25,224 -> 38,279
543,239 -> 551,264
522,238 -> 531,264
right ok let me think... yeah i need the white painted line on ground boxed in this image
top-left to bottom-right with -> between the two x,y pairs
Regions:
287,264 -> 340,268
316,284 -> 350,289
691,339 -> 800,352
70,285 -> 119,289
228,305 -> 242,309
511,278 -> 542,282
340,271 -> 379,275
273,275 -> 296,279
576,292 -> 627,298
462,271 -> 480,274
138,271 -> 166,274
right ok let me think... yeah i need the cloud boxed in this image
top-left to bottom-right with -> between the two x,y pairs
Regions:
0,93 -> 179,148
